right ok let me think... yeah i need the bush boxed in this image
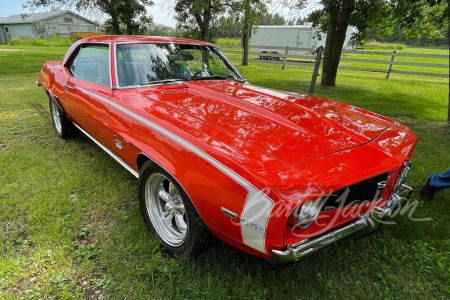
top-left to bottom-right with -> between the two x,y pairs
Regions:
363,42 -> 406,51
216,38 -> 241,45
8,35 -> 77,47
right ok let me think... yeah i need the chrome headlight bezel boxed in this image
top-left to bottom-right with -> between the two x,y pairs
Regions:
297,196 -> 327,229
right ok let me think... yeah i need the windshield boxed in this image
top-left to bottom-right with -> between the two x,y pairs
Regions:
116,43 -> 244,87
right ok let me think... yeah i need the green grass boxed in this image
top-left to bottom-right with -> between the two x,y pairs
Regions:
0,44 -> 449,299
7,35 -> 78,47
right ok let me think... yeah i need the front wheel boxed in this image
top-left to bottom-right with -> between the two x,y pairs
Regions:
138,162 -> 210,258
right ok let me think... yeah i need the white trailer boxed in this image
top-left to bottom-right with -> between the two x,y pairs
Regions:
250,24 -> 355,59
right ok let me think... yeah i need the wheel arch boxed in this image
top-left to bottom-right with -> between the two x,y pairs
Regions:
136,152 -> 198,214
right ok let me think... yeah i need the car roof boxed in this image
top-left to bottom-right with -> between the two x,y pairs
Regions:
78,35 -> 215,46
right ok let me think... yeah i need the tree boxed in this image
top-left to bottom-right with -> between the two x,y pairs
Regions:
174,0 -> 226,42
303,0 -> 387,86
212,13 -> 290,39
388,0 -> 449,39
236,0 -> 267,65
26,0 -> 153,35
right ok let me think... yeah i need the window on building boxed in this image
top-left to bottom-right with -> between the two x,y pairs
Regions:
4,26 -> 9,33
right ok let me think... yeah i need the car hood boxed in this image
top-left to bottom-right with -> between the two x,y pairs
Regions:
137,80 -> 392,166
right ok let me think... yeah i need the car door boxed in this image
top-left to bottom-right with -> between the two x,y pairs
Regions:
62,43 -> 113,147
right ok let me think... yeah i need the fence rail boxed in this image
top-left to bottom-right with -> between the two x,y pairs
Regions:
218,44 -> 449,79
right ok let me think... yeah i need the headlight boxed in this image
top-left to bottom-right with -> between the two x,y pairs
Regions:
298,197 -> 327,229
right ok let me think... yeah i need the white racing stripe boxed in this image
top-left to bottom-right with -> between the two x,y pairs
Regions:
77,87 -> 274,253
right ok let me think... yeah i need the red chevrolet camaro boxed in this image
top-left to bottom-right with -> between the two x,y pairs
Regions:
37,36 -> 417,265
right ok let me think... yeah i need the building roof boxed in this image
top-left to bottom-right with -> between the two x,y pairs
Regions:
0,10 -> 97,25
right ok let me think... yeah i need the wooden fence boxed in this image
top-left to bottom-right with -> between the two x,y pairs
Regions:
218,44 -> 449,79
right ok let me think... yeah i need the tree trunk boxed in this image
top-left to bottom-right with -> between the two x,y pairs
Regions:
200,0 -> 211,42
242,0 -> 251,65
321,0 -> 355,86
102,1 -> 122,35
126,19 -> 133,35
111,15 -> 122,35
242,22 -> 249,65
201,26 -> 210,42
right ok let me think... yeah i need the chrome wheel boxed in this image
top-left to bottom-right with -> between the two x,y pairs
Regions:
50,99 -> 62,134
144,173 -> 187,247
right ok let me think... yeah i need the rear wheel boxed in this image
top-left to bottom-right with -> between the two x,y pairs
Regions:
48,94 -> 78,138
260,51 -> 268,60
271,52 -> 280,61
138,162 -> 210,258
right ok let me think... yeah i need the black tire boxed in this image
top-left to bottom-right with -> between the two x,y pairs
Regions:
138,161 -> 210,258
261,51 -> 268,60
48,94 -> 78,138
271,52 -> 280,61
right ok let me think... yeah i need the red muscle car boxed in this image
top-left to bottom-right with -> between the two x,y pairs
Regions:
37,36 -> 417,265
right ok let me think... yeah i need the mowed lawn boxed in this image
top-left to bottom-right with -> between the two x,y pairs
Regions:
0,44 -> 449,299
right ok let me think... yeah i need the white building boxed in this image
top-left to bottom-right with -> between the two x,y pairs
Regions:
0,10 -> 98,44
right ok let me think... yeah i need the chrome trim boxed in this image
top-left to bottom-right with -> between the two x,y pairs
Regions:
273,162 -> 413,263
388,161 -> 413,208
65,42 -> 113,89
272,205 -> 391,263
73,124 -> 139,178
393,161 -> 412,194
221,207 -> 238,220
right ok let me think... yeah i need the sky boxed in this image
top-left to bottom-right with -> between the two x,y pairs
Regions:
0,0 -> 320,28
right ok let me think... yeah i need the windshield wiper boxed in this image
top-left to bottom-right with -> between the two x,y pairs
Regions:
140,79 -> 183,86
191,75 -> 246,83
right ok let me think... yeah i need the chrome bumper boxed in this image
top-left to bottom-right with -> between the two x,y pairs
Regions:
272,184 -> 412,263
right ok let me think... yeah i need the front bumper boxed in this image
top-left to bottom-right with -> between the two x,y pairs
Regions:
272,183 -> 413,263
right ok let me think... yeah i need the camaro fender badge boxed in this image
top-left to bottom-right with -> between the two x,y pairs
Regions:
240,218 -> 266,233
221,207 -> 265,233
113,135 -> 123,150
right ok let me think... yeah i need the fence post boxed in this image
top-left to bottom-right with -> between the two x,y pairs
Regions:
282,46 -> 289,70
385,50 -> 396,79
308,46 -> 323,96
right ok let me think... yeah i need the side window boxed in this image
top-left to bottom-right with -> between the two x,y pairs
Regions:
67,45 -> 110,86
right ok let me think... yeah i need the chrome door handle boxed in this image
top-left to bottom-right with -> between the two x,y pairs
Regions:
63,85 -> 73,89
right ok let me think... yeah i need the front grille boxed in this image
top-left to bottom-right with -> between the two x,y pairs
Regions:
321,172 -> 389,211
